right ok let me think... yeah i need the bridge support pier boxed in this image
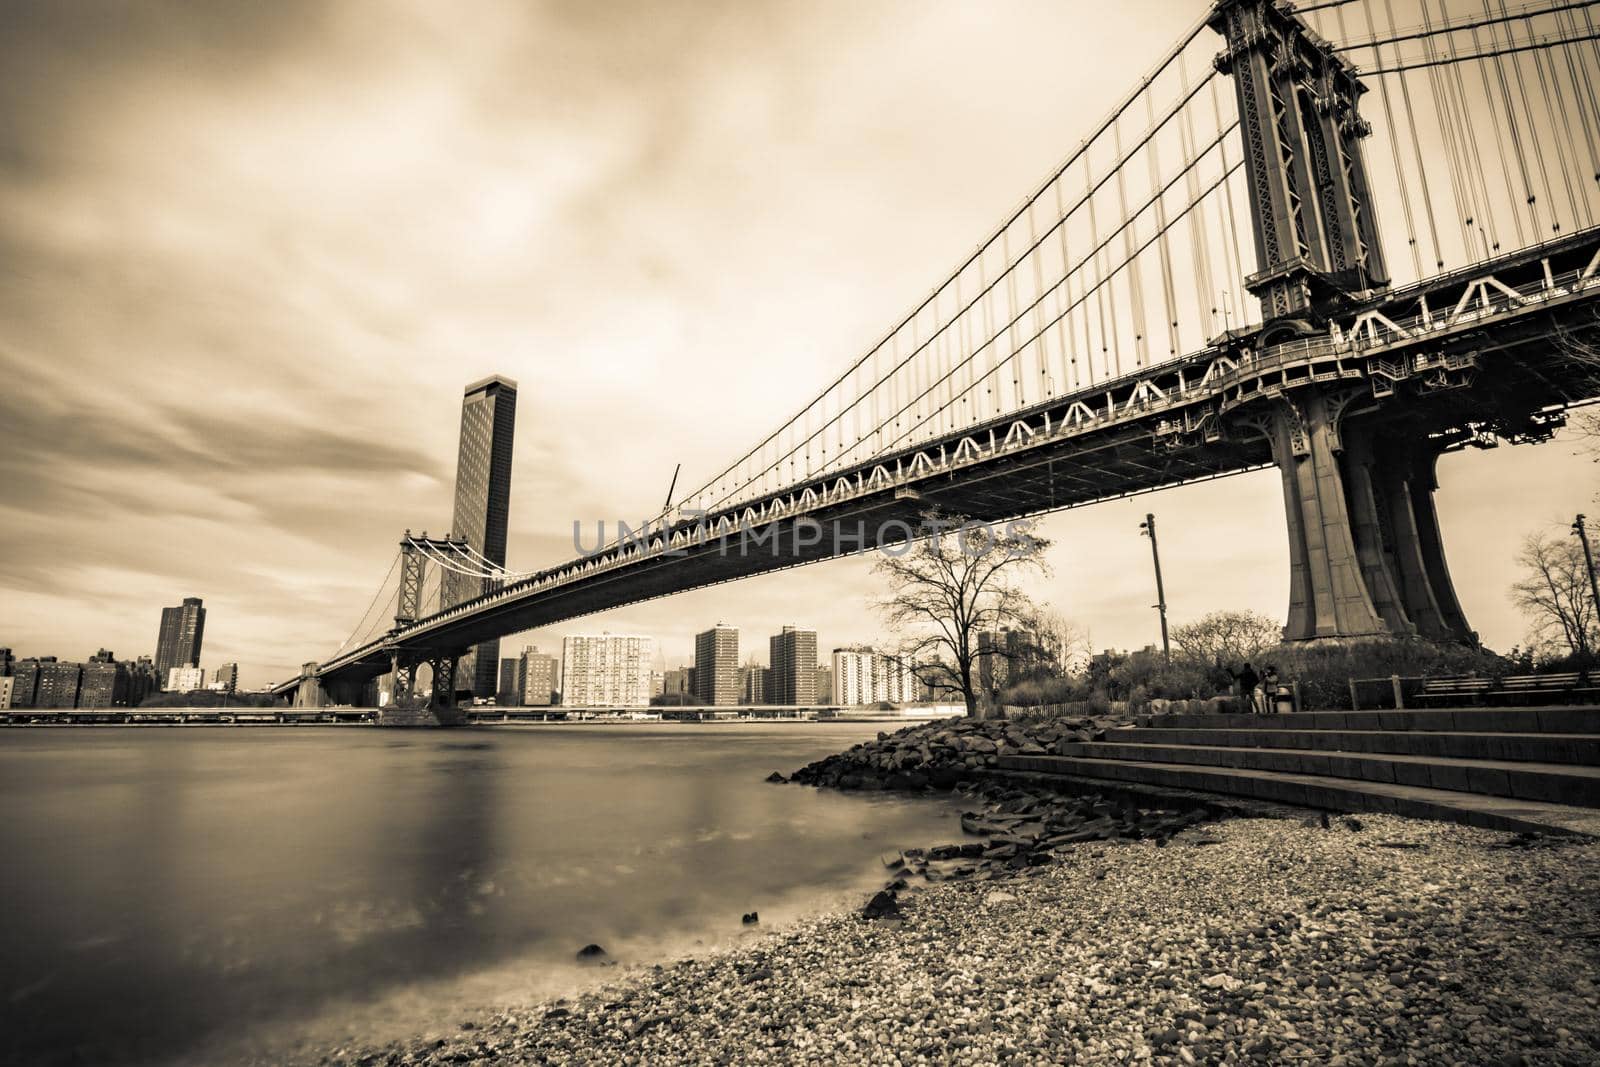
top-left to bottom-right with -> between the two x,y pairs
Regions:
1266,394 -> 1471,644
427,653 -> 465,726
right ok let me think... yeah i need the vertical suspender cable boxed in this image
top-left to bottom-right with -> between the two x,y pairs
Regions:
1470,23 -> 1526,249
1111,116 -> 1148,369
1146,87 -> 1181,357
1442,19 -> 1499,257
1532,22 -> 1585,228
1559,6 -> 1600,191
1209,74 -> 1247,324
1386,0 -> 1446,268
1179,50 -> 1217,340
1418,0 -> 1474,258
1492,0 -> 1555,233
1363,0 -> 1426,277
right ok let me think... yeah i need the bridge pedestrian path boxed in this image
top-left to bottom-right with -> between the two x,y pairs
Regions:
995,706 -> 1600,837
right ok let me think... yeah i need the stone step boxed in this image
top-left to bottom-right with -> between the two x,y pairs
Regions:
1135,706 -> 1600,733
996,754 -> 1600,836
1103,728 -> 1600,765
1054,742 -> 1600,807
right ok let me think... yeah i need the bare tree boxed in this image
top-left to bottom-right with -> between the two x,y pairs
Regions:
1171,609 -> 1282,668
1553,315 -> 1600,462
877,513 -> 1051,718
1511,530 -> 1597,659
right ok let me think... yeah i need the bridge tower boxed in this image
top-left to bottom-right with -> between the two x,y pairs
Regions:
1211,0 -> 1468,643
1210,0 -> 1388,326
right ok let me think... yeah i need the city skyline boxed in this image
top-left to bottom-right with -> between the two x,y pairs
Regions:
1,0 -> 1594,689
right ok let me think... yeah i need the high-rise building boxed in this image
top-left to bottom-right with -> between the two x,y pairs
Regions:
166,665 -> 206,692
0,676 -> 13,709
80,651 -> 131,708
739,661 -> 769,705
129,657 -> 159,706
694,625 -> 739,706
8,659 -> 41,708
662,667 -> 693,697
651,670 -> 665,697
0,647 -> 14,676
155,597 -> 206,683
497,657 -> 521,705
36,660 -> 83,709
977,629 -> 1040,694
519,646 -> 559,706
211,663 -> 239,693
814,666 -> 833,705
768,625 -> 818,705
561,634 -> 654,707
831,647 -> 919,706
445,376 -> 518,699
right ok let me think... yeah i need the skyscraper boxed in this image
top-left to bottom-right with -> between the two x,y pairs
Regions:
694,624 -> 739,706
561,634 -> 654,707
155,597 -> 205,683
446,375 -> 517,698
768,625 -> 818,705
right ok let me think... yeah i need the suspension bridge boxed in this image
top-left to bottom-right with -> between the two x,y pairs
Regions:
275,0 -> 1600,719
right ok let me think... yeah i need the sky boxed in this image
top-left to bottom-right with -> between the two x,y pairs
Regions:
1,0 -> 1595,686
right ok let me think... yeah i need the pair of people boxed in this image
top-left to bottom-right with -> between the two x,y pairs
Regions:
1235,662 -> 1280,714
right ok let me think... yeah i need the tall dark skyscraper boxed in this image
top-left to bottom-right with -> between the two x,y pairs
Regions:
446,375 -> 517,698
154,597 -> 205,683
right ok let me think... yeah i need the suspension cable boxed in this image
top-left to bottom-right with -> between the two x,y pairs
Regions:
1334,0 -> 1598,51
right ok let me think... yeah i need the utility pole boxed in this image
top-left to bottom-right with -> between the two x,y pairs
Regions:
1140,513 -> 1171,665
1575,514 -> 1600,637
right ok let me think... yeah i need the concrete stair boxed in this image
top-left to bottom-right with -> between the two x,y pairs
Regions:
994,705 -> 1600,836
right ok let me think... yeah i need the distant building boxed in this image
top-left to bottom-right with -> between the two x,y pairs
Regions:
129,657 -> 159,706
0,676 -> 13,709
561,634 -> 654,707
444,375 -> 518,699
212,663 -> 239,693
814,665 -> 833,705
8,659 -> 42,708
662,667 -> 694,698
36,660 -> 83,708
497,657 -> 521,705
831,647 -> 918,706
0,647 -> 13,676
977,629 -> 1039,694
79,650 -> 130,708
651,670 -> 665,697
520,646 -> 559,706
155,597 -> 206,684
739,661 -> 769,705
768,626 -> 818,705
166,665 -> 206,693
694,625 -> 739,706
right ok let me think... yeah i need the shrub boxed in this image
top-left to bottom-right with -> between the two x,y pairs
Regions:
1268,638 -> 1510,710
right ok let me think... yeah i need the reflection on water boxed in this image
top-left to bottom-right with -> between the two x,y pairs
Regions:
0,724 -> 960,1065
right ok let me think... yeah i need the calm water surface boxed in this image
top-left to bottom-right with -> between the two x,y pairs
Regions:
0,724 -> 961,1066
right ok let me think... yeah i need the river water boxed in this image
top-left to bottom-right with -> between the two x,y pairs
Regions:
0,723 -> 961,1066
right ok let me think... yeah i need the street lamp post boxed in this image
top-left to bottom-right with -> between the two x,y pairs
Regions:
1574,514 -> 1600,634
1140,513 -> 1171,666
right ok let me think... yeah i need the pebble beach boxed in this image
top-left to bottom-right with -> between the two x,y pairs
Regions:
320,807 -> 1600,1066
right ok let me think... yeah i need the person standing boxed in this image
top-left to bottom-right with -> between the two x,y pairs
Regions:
1236,662 -> 1261,714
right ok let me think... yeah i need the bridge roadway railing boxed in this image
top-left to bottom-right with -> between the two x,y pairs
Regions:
305,229 -> 1600,683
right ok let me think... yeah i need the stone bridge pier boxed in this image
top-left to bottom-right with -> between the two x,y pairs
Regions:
1250,390 -> 1472,644
378,649 -> 466,726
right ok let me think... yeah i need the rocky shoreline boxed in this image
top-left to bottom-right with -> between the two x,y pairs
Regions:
313,721 -> 1600,1066
783,713 -> 1127,793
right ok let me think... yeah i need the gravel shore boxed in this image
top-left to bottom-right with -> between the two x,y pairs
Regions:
322,809 -> 1600,1066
